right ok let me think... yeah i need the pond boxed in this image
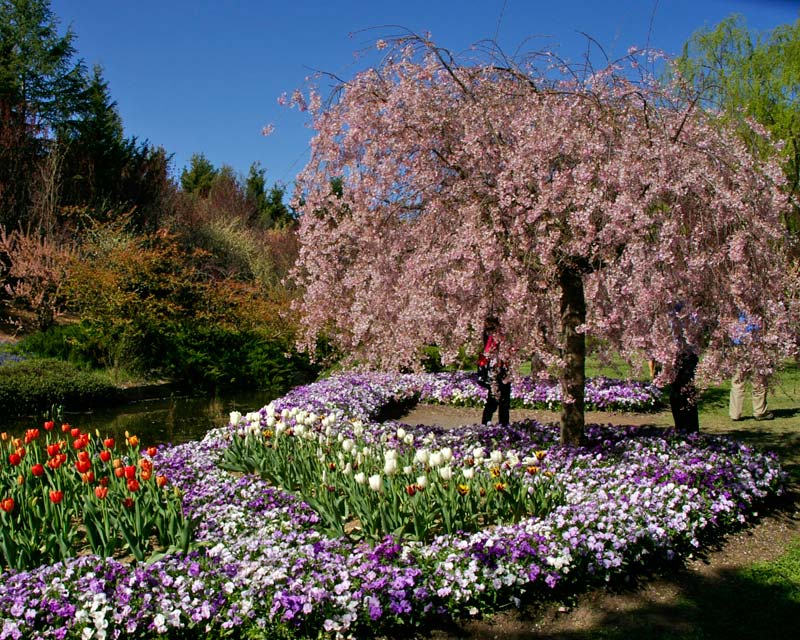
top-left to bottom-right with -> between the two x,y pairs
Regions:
1,389 -> 279,447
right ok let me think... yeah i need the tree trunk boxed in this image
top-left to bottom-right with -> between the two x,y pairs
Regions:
558,265 -> 586,445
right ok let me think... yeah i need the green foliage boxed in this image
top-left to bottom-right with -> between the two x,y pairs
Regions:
675,14 -> 800,230
15,323 -> 91,365
180,152 -> 219,196
0,427 -> 195,570
64,222 -> 315,392
0,358 -> 118,416
246,162 -> 294,228
0,0 -> 87,228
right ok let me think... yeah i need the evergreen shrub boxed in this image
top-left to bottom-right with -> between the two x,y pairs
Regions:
0,358 -> 119,416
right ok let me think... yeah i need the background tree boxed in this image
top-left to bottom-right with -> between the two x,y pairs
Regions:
0,0 -> 86,228
291,36 -> 797,444
245,162 -> 294,228
674,14 -> 800,233
180,152 -> 219,197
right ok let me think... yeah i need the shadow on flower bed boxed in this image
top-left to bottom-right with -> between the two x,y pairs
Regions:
0,372 -> 785,640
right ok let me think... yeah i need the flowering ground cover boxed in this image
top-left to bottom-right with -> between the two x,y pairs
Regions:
0,372 -> 785,639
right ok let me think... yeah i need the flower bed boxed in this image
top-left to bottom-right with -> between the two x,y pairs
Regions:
0,372 -> 785,639
416,371 -> 664,412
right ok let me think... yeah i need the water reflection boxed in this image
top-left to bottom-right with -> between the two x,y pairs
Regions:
2,390 -> 278,447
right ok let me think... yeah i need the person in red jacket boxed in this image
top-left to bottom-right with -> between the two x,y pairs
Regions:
478,317 -> 511,425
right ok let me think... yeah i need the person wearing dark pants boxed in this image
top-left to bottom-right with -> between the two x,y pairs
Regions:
669,351 -> 699,433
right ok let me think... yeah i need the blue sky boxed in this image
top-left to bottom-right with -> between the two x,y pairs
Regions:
50,0 -> 799,189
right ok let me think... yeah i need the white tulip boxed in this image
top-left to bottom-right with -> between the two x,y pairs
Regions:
355,472 -> 366,485
341,438 -> 355,453
384,457 -> 398,476
229,411 -> 242,426
438,465 -> 453,481
396,427 -> 407,440
429,452 -> 443,468
416,475 -> 428,489
440,447 -> 453,462
462,467 -> 475,480
368,474 -> 383,492
414,449 -> 430,465
490,450 -> 503,464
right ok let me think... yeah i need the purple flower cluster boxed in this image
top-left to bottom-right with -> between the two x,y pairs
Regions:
0,373 -> 784,639
417,371 -> 664,412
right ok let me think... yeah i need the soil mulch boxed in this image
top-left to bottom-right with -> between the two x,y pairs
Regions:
397,404 -> 800,639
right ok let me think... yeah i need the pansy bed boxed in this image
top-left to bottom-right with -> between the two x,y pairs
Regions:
0,372 -> 784,639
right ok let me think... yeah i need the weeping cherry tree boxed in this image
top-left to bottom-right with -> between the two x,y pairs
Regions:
290,35 -> 797,445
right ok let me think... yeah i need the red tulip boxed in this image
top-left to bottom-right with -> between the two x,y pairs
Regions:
70,427 -> 80,438
156,475 -> 168,488
126,479 -> 140,492
61,423 -> 71,433
103,437 -> 115,449
0,497 -> 14,513
94,486 -> 108,500
47,443 -> 61,457
31,463 -> 45,477
75,459 -> 91,474
81,471 -> 95,484
24,429 -> 40,444
124,465 -> 136,480
49,490 -> 64,504
122,497 -> 134,509
146,446 -> 157,457
43,420 -> 55,431
99,450 -> 111,463
8,453 -> 21,466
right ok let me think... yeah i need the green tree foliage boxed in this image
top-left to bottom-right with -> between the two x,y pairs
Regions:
0,0 -> 86,227
64,219 -> 313,390
57,66 -> 171,232
675,14 -> 800,230
179,152 -> 218,196
245,162 -> 294,228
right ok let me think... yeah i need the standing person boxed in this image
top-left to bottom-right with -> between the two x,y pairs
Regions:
668,303 -> 700,433
730,313 -> 773,421
478,317 -> 511,425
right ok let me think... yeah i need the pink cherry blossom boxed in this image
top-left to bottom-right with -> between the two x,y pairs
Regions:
291,36 -> 798,443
